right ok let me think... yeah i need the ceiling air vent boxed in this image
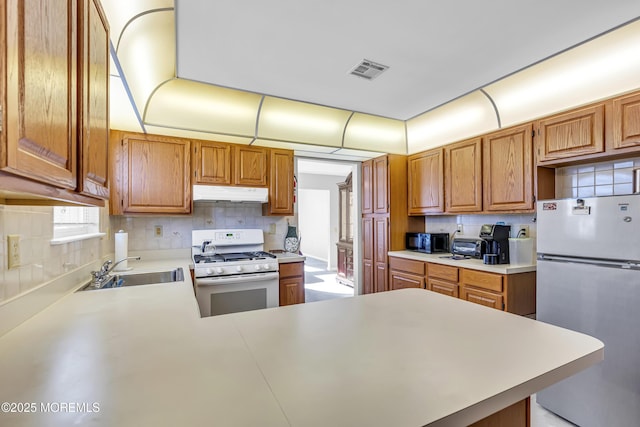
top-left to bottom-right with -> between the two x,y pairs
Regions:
349,59 -> 389,80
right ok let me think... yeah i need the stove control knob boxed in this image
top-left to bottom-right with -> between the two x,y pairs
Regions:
215,267 -> 223,274
236,266 -> 243,272
205,268 -> 214,276
263,263 -> 271,270
255,264 -> 262,271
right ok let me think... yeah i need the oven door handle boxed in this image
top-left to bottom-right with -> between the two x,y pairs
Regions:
196,271 -> 279,285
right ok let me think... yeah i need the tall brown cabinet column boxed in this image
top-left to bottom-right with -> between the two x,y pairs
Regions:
361,154 -> 423,294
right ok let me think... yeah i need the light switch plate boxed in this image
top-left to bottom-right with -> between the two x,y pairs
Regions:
154,225 -> 163,237
8,235 -> 20,269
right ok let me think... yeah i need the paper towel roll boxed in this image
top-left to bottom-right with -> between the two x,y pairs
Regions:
114,230 -> 128,271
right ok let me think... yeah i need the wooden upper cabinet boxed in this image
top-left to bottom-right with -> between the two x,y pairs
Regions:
612,92 -> 640,150
361,159 -> 373,214
536,103 -> 605,162
3,0 -> 78,189
373,156 -> 389,214
264,148 -> 294,216
77,0 -> 109,199
193,140 -> 232,185
234,145 -> 268,186
408,148 -> 444,215
116,134 -> 191,214
445,138 -> 482,213
483,124 -> 533,212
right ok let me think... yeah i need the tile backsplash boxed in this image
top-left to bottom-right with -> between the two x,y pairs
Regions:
556,157 -> 640,198
110,202 -> 294,252
0,205 -> 110,303
425,213 -> 537,238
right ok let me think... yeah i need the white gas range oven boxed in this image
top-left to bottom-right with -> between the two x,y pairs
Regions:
192,229 -> 279,317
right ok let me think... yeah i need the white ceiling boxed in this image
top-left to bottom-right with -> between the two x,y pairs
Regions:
176,0 -> 640,120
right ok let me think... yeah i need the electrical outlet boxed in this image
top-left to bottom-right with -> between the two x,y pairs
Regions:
456,224 -> 463,233
154,225 -> 163,237
517,225 -> 529,238
8,235 -> 20,269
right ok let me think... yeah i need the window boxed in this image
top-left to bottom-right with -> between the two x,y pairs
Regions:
51,206 -> 103,244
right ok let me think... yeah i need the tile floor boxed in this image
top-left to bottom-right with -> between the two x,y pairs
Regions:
302,257 -> 577,426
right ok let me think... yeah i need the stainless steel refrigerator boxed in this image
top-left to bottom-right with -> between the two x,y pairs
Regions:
536,194 -> 640,427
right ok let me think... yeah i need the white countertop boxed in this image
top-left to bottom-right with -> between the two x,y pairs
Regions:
273,252 -> 306,263
389,250 -> 537,274
0,260 -> 601,427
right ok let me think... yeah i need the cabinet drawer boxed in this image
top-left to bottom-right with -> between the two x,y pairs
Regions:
279,261 -> 304,279
462,269 -> 503,292
428,263 -> 459,282
462,287 -> 504,311
390,271 -> 425,290
389,257 -> 425,276
427,278 -> 459,298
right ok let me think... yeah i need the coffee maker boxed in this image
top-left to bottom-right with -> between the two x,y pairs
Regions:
479,224 -> 511,264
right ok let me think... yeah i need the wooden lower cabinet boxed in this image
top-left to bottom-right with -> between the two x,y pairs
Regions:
279,261 -> 305,306
470,397 -> 530,427
419,261 -> 536,316
460,269 -> 536,316
427,263 -> 460,297
389,257 -> 425,290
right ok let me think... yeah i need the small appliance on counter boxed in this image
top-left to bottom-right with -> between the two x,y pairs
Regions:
450,237 -> 486,259
479,224 -> 511,264
405,232 -> 449,253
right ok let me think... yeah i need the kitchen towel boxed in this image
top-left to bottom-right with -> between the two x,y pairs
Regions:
114,230 -> 129,271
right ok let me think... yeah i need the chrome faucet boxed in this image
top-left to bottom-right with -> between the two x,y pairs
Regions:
90,256 -> 141,288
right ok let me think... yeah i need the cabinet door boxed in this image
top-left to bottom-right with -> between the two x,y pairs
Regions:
373,156 -> 388,214
461,287 -> 504,311
122,136 -> 191,214
483,124 -> 533,211
78,0 -> 109,199
536,103 -> 604,162
445,138 -> 482,213
279,276 -> 305,306
612,92 -> 640,149
4,0 -> 78,189
408,148 -> 444,214
362,217 -> 374,294
390,271 -> 425,290
374,216 -> 389,292
266,148 -> 294,215
428,278 -> 459,298
194,141 -> 232,185
362,159 -> 373,214
234,145 -> 267,186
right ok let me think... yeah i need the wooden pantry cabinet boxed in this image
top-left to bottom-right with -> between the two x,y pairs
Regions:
0,0 -> 109,205
110,131 -> 191,215
279,261 -> 305,306
362,155 -> 422,294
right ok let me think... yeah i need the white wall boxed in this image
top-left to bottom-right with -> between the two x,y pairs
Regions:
297,172 -> 348,270
298,189 -> 330,261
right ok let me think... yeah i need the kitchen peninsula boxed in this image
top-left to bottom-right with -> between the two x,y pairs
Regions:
0,260 -> 602,427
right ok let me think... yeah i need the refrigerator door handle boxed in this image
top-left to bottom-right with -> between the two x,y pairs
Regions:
538,253 -> 640,270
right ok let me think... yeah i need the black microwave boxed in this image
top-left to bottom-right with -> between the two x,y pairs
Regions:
406,233 -> 449,253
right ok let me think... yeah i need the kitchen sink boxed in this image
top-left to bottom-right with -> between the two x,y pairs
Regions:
79,268 -> 184,291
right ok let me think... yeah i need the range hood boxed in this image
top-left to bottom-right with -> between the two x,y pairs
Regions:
193,185 -> 269,203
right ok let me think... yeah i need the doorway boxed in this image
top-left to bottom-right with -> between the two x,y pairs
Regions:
296,158 -> 359,301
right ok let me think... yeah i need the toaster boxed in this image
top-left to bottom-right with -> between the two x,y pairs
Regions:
450,238 -> 487,259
